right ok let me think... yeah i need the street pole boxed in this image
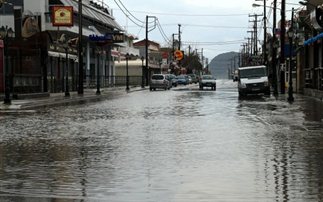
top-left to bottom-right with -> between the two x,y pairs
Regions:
3,29 -> 11,104
78,0 -> 84,95
65,47 -> 70,97
145,15 -> 148,86
288,8 -> 294,102
263,0 -> 267,66
96,49 -> 101,95
145,15 -> 157,86
280,0 -> 286,94
126,53 -> 129,91
178,24 -> 181,50
272,0 -> 278,96
141,56 -> 144,88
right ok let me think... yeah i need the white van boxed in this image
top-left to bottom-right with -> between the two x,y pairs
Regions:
237,65 -> 270,97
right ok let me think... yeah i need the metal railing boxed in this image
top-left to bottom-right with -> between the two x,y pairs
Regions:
13,74 -> 42,93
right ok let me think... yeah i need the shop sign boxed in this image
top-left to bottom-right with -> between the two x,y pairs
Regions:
52,6 -> 73,27
89,33 -> 125,43
49,44 -> 77,54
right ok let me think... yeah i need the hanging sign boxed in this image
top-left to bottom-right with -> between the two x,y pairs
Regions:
52,6 -> 73,27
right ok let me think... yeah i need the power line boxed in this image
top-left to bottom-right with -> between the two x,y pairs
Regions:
156,19 -> 171,43
113,0 -> 144,27
182,40 -> 245,46
112,8 -> 249,17
126,24 -> 249,29
115,0 -> 145,24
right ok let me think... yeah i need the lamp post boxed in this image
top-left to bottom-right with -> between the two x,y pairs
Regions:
280,0 -> 286,94
287,8 -> 295,102
126,53 -> 129,91
0,26 -> 14,104
78,0 -> 84,95
64,46 -> 70,97
141,56 -> 144,88
96,48 -> 101,95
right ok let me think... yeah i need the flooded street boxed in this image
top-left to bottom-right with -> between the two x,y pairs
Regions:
1,80 -> 323,201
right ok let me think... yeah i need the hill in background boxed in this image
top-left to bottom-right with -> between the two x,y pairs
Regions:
209,52 -> 239,79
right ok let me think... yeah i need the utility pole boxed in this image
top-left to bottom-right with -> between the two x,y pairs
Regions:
178,24 -> 181,50
201,48 -> 204,68
172,33 -> 175,60
288,7 -> 294,102
272,0 -> 278,95
263,0 -> 267,66
78,0 -> 84,94
145,15 -> 157,85
280,0 -> 286,94
188,45 -> 191,71
145,15 -> 149,86
249,14 -> 262,56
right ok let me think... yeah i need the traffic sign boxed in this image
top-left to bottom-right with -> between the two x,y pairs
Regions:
174,50 -> 184,61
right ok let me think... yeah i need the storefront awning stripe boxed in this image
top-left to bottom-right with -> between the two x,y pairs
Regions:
48,51 -> 78,60
304,32 -> 323,46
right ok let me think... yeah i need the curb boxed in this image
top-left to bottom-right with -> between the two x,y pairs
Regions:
0,86 -> 147,111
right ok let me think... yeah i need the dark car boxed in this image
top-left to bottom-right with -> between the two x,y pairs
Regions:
176,75 -> 189,85
168,74 -> 178,87
188,74 -> 198,84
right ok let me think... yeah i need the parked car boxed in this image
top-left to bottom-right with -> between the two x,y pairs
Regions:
188,74 -> 198,84
199,74 -> 216,90
237,65 -> 270,97
176,75 -> 189,85
188,76 -> 192,84
168,74 -> 178,87
150,74 -> 172,91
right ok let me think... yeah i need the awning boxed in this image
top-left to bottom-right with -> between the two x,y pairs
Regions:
60,0 -> 123,31
304,32 -> 323,46
48,51 -> 78,62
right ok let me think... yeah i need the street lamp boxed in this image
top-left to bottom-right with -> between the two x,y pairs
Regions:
78,0 -> 84,95
0,26 -> 14,104
287,8 -> 295,102
141,56 -> 145,88
126,53 -> 130,91
299,1 -> 316,7
64,45 -> 70,97
96,47 -> 101,95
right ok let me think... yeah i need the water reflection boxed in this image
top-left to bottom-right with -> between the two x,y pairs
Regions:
1,82 -> 323,201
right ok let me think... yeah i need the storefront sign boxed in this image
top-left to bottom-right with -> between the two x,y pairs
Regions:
52,6 -> 73,27
89,33 -> 125,43
49,44 -> 77,54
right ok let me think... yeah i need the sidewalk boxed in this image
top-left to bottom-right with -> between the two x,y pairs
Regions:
0,86 -> 146,111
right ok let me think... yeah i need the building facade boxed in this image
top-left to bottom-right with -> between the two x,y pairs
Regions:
0,0 -> 125,95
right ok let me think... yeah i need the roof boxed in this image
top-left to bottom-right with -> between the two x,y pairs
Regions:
60,0 -> 123,31
133,40 -> 160,48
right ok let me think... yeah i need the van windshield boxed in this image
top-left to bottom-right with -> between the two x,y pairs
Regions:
239,68 -> 266,78
152,75 -> 164,80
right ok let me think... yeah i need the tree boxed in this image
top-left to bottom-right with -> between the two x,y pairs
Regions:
181,52 -> 203,74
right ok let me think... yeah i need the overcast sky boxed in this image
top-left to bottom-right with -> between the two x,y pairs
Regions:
106,0 -> 300,61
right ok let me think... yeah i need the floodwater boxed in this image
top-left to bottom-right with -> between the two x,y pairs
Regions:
1,80 -> 323,201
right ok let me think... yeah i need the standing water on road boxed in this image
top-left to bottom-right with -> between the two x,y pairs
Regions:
1,80 -> 323,201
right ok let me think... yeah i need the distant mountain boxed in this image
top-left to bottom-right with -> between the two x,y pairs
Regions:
209,52 -> 239,79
